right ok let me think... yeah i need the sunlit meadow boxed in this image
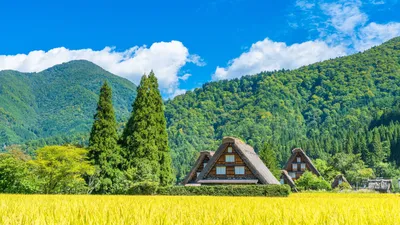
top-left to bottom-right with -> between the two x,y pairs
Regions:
0,193 -> 399,225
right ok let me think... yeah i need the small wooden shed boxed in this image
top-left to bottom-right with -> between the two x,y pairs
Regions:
331,174 -> 349,189
367,179 -> 393,193
181,151 -> 214,185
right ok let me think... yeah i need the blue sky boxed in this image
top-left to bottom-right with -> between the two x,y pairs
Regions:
0,0 -> 400,97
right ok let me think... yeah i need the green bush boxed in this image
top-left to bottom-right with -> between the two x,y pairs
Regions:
295,171 -> 331,191
156,184 -> 290,197
334,182 -> 352,191
127,181 -> 159,195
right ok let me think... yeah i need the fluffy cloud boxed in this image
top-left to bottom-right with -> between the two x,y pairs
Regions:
320,1 -> 367,35
0,41 -> 202,96
213,38 -> 346,80
355,22 -> 400,51
214,0 -> 400,81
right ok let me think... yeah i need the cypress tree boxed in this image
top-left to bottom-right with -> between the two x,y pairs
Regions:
259,142 -> 280,178
148,72 -> 174,186
122,75 -> 159,164
88,82 -> 122,193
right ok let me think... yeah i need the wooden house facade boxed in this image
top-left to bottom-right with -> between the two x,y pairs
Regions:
331,174 -> 349,189
367,179 -> 393,193
280,148 -> 321,188
182,151 -> 214,185
186,137 -> 279,185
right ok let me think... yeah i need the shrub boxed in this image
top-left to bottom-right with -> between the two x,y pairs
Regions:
156,184 -> 290,197
334,182 -> 352,191
127,181 -> 159,195
295,171 -> 331,191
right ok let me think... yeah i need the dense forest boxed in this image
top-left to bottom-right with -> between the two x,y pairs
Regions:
1,38 -> 400,184
0,60 -> 136,145
166,37 -> 400,181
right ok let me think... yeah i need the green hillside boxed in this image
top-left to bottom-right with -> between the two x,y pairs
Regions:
166,37 -> 400,180
0,60 -> 137,146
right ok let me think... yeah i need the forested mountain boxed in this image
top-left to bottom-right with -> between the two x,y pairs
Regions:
0,60 -> 136,148
2,38 -> 400,182
166,37 -> 400,180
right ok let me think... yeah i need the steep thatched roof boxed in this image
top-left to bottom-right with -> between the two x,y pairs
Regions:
367,179 -> 393,193
284,148 -> 321,176
196,137 -> 280,185
181,151 -> 214,185
281,170 -> 296,187
331,174 -> 349,189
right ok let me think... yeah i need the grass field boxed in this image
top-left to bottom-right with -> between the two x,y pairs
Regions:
0,193 -> 399,225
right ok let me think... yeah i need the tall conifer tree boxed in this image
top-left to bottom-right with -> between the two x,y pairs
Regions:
88,82 -> 122,193
122,72 -> 174,185
148,72 -> 174,186
259,142 -> 280,178
121,74 -> 160,183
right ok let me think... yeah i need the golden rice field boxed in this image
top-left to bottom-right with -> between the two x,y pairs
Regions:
0,193 -> 399,225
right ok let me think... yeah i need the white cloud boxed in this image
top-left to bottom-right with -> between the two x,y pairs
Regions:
179,73 -> 192,81
320,1 -> 367,35
296,0 -> 315,10
0,41 -> 202,95
213,0 -> 399,81
212,38 -> 346,80
355,22 -> 400,51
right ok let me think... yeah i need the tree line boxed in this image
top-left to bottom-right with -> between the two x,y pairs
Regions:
0,72 -> 174,194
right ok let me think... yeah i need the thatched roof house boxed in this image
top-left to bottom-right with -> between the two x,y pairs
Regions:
280,148 -> 320,188
367,179 -> 393,193
280,170 -> 297,191
182,151 -> 215,185
331,174 -> 349,189
195,137 -> 280,185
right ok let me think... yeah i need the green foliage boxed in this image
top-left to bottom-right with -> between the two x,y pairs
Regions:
295,171 -> 331,191
259,142 -> 280,178
0,60 -> 136,146
165,37 -> 400,181
127,181 -> 159,195
314,159 -> 340,182
122,72 -> 174,185
29,145 -> 95,194
330,153 -> 375,185
88,82 -> 123,194
334,182 -> 352,191
156,185 -> 290,197
0,151 -> 37,193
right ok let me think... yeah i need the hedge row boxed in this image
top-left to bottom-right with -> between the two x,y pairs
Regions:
128,182 -> 290,197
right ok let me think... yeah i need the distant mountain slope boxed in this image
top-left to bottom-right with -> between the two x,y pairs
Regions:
0,60 -> 137,145
165,37 -> 400,180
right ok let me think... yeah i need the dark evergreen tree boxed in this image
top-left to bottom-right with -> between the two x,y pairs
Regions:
148,72 -> 175,186
88,82 -> 122,193
122,72 -> 174,185
122,75 -> 159,166
259,142 -> 280,178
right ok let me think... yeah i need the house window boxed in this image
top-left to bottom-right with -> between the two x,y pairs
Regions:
292,163 -> 298,171
216,166 -> 226,175
235,166 -> 245,175
227,147 -> 233,153
338,180 -> 342,185
301,163 -> 306,171
203,163 -> 207,167
297,157 -> 301,163
280,179 -> 284,184
196,172 -> 200,177
289,172 -> 296,178
225,155 -> 235,162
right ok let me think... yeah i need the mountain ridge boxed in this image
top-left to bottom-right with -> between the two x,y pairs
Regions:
0,60 -> 137,145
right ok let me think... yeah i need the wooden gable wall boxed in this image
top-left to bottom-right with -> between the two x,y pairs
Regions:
284,152 -> 315,180
188,155 -> 212,183
204,144 -> 257,180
